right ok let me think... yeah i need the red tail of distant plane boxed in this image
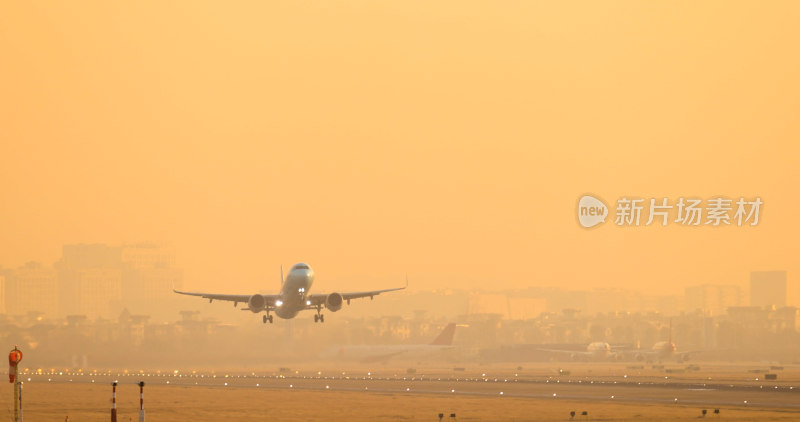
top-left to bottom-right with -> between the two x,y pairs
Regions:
430,323 -> 457,346
669,319 -> 673,345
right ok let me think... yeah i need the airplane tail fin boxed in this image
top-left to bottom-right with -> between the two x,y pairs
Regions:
669,318 -> 673,344
430,323 -> 457,346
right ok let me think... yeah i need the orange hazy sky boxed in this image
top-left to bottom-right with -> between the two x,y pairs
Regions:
1,1 -> 798,301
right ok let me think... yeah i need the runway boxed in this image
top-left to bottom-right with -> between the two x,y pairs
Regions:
21,364 -> 800,410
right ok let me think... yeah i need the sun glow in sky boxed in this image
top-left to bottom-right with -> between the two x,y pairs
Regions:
2,1 -> 798,301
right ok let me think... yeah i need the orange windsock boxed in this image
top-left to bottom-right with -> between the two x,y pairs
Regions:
8,347 -> 22,384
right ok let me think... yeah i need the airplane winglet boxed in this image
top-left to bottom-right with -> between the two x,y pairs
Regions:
173,289 -> 203,297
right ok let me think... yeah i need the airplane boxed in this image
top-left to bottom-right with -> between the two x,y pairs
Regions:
624,320 -> 692,362
537,341 -> 618,361
322,323 -> 458,363
173,263 -> 406,324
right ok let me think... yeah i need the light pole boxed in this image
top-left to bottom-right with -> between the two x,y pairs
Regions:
138,381 -> 145,422
111,382 -> 118,422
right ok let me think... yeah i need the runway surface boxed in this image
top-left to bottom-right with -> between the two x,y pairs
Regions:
19,363 -> 800,410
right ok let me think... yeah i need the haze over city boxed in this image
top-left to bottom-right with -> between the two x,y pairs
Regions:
3,3 -> 800,421
2,2 -> 799,304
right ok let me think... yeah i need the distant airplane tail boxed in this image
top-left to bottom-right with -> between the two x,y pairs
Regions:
669,318 -> 673,345
430,323 -> 457,346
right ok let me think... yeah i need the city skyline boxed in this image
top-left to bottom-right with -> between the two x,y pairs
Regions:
0,242 -> 790,322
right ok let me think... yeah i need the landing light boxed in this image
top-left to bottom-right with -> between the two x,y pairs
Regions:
306,300 -> 311,305
275,300 -> 283,307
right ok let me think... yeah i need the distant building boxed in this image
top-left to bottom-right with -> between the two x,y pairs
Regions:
750,271 -> 787,308
61,243 -> 122,269
685,284 -> 742,315
468,293 -> 510,318
507,297 -> 547,320
5,262 -> 58,316
57,243 -> 183,319
58,244 -> 122,317
0,275 -> 5,314
120,243 -> 183,303
76,268 -> 123,319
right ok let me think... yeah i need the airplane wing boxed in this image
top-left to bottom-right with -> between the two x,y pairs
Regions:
307,279 -> 408,307
173,289 -> 281,308
359,350 -> 409,363
537,348 -> 593,357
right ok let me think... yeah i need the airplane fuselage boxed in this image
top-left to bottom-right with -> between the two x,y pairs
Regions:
586,341 -> 612,359
274,264 -> 315,319
651,341 -> 677,358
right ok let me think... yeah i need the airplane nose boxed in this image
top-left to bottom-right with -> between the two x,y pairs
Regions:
292,269 -> 313,280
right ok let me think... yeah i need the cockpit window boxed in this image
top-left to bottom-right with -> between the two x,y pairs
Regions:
294,264 -> 309,270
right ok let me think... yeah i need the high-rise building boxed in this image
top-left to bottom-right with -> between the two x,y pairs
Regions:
120,244 -> 184,321
57,243 -> 183,320
0,275 -> 5,314
57,244 -> 122,317
750,271 -> 787,308
121,244 -> 177,269
5,262 -> 58,317
685,284 -> 742,315
121,243 -> 183,301
75,268 -> 123,319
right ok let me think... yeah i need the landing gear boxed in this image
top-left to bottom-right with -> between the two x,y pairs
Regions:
263,314 -> 273,324
314,307 -> 325,323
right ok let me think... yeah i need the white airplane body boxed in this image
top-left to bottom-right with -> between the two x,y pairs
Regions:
539,341 -> 615,361
623,320 -> 694,362
174,263 -> 406,324
627,336 -> 689,362
323,323 -> 457,363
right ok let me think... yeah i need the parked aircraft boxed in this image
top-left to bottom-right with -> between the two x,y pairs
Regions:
322,323 -> 458,363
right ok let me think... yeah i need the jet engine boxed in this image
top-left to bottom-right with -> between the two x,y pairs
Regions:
326,292 -> 343,312
248,294 -> 266,313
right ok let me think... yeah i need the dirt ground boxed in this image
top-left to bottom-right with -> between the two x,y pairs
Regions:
2,381 -> 798,422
